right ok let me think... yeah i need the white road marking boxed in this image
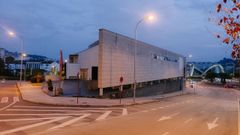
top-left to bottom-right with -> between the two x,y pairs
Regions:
0,116 -> 68,135
184,118 -> 192,124
0,101 -> 17,111
151,108 -> 157,111
162,132 -> 169,135
238,99 -> 240,135
13,97 -> 20,102
201,110 -> 205,113
159,107 -> 164,109
6,109 -> 107,113
158,113 -> 180,122
1,97 -> 8,103
0,113 -> 89,116
207,117 -> 219,130
0,117 -> 64,122
95,111 -> 112,121
122,108 -> 128,116
13,105 -> 122,110
141,110 -> 149,113
49,114 -> 91,130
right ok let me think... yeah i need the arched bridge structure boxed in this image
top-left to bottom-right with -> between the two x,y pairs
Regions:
189,64 -> 225,77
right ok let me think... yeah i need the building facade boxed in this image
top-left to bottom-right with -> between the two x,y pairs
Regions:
67,29 -> 185,96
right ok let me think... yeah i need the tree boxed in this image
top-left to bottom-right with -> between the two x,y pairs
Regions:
218,72 -> 231,84
205,71 -> 217,83
0,58 -> 12,76
5,56 -> 15,64
0,58 -> 5,75
210,0 -> 240,57
4,56 -> 15,71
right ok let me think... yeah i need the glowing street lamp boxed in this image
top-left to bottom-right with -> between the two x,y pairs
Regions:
133,14 -> 156,103
0,27 -> 26,85
7,30 -> 25,86
7,31 -> 15,37
146,15 -> 155,21
188,54 -> 193,59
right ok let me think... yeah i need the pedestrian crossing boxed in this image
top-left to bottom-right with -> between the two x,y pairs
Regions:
1,97 -> 8,103
0,97 -> 20,103
0,97 -> 199,135
0,104 -> 127,134
3,105 -> 127,121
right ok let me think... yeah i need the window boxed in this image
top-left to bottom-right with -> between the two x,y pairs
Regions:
152,53 -> 178,63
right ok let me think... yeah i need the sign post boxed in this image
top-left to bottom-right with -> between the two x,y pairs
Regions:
77,72 -> 80,104
119,77 -> 123,104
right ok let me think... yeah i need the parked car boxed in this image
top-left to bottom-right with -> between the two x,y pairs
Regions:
224,83 -> 238,88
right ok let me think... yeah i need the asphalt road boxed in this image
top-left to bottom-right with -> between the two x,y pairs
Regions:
0,81 -> 239,135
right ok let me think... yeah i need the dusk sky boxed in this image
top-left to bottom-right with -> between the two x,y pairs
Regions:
0,0 -> 231,61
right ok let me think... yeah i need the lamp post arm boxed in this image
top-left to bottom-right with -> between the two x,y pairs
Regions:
133,18 -> 144,103
134,19 -> 144,40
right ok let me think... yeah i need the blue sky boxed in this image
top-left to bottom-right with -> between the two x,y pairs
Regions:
0,0 -> 232,61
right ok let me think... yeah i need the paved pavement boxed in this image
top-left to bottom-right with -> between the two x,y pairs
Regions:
17,82 -> 188,107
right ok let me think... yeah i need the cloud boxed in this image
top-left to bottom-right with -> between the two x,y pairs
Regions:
0,0 -> 224,61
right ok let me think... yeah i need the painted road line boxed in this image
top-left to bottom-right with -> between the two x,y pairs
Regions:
184,118 -> 192,124
13,97 -> 20,102
6,109 -> 107,113
158,112 -> 180,122
0,113 -> 90,116
238,99 -> 240,135
122,108 -> 128,116
162,132 -> 169,135
0,101 -> 17,111
13,105 -> 122,110
95,111 -> 112,121
141,110 -> 149,113
1,97 -> 8,103
0,117 -> 64,122
49,114 -> 91,130
159,107 -> 164,109
207,117 -> 219,130
0,116 -> 68,135
151,108 -> 157,111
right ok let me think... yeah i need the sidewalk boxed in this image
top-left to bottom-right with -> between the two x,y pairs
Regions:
17,82 -> 191,107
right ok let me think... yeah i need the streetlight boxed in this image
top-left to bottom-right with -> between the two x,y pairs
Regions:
188,54 -> 192,59
133,14 -> 156,103
7,31 -> 25,86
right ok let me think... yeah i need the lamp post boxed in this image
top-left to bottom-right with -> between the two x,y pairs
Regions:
0,27 -> 25,85
7,31 -> 25,86
133,15 -> 155,103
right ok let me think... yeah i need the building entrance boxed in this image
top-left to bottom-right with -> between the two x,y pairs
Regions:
92,66 -> 98,80
80,69 -> 88,80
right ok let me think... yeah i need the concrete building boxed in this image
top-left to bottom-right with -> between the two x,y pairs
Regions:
67,29 -> 185,97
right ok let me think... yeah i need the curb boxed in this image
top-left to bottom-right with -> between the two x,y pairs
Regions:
16,83 -> 191,107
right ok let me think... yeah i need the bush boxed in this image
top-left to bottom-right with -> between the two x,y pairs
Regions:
205,72 -> 216,83
30,74 -> 44,83
47,79 -> 53,91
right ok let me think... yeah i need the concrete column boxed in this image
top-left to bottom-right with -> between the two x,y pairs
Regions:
99,88 -> 103,97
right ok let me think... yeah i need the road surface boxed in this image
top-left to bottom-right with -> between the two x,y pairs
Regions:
0,81 -> 239,135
